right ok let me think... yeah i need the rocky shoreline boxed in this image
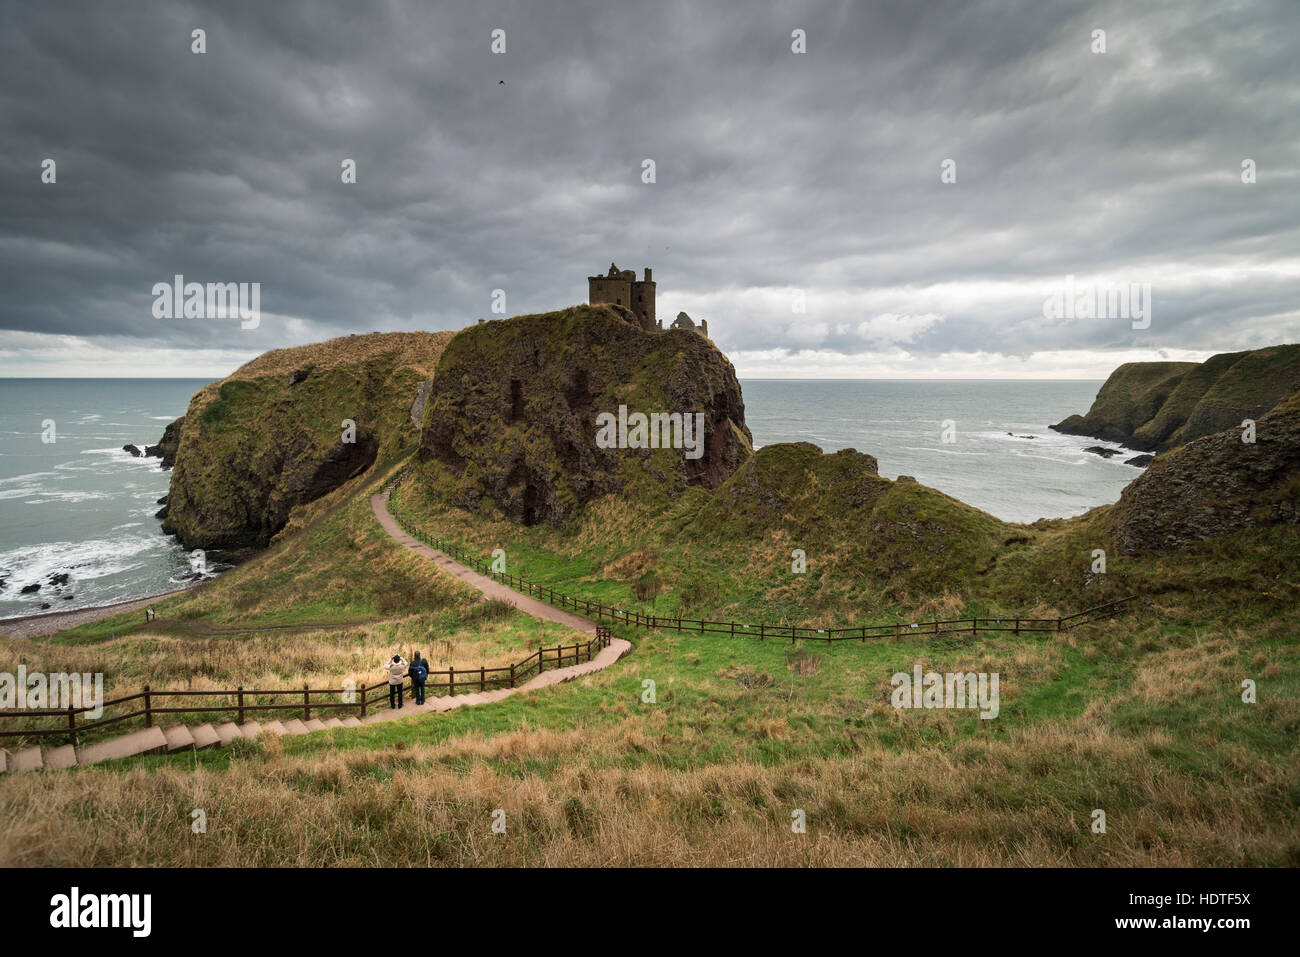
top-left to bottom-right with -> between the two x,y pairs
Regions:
0,585 -> 199,640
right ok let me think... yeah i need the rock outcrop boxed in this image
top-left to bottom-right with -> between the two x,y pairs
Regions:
420,304 -> 751,527
162,331 -> 452,551
1112,391 -> 1300,554
1052,345 -> 1300,452
409,380 -> 433,428
145,416 -> 185,469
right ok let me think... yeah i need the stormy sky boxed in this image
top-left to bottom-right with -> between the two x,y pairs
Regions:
2,0 -> 1297,378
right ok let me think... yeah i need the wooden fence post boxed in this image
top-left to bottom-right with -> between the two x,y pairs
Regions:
359,682 -> 367,718
67,706 -> 77,747
480,666 -> 486,692
449,665 -> 455,696
143,685 -> 152,728
236,686 -> 244,726
510,662 -> 515,688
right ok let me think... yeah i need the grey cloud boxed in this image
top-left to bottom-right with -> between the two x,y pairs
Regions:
1,0 -> 1297,372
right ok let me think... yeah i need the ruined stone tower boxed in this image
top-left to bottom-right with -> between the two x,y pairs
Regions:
588,263 -> 655,331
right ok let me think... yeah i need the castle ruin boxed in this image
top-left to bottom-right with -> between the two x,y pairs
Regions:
671,311 -> 708,337
587,264 -> 711,338
588,263 -> 655,331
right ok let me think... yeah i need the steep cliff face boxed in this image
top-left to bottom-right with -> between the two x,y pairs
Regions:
419,304 -> 752,526
1052,345 -> 1300,451
1112,391 -> 1300,554
162,331 -> 453,551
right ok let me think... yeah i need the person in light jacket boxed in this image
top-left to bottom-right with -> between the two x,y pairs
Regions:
385,654 -> 408,709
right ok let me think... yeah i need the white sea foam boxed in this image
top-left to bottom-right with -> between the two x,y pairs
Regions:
0,470 -> 59,486
0,535 -> 169,591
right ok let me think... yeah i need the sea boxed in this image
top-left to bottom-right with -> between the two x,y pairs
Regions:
0,377 -> 1137,621
0,379 -> 212,622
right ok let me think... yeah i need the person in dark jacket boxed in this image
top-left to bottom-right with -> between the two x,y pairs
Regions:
409,651 -> 430,705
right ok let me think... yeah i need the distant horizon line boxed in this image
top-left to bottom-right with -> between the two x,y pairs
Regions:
0,375 -> 1107,382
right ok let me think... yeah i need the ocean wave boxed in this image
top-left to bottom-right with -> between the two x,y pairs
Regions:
0,486 -> 40,501
0,535 -> 174,590
0,470 -> 59,486
44,490 -> 114,503
900,446 -> 992,457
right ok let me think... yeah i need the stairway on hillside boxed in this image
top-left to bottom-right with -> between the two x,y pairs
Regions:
0,635 -> 631,774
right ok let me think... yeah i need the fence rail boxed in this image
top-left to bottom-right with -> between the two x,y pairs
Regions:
384,468 -> 1137,647
0,628 -> 613,745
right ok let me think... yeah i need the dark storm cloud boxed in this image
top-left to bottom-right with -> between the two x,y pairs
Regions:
1,0 -> 1298,374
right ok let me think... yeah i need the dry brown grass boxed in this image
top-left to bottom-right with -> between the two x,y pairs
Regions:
188,330 -> 456,413
1,709 -> 1293,867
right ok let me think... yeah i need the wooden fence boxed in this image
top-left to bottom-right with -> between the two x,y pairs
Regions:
0,627 -> 612,746
384,472 -> 1137,645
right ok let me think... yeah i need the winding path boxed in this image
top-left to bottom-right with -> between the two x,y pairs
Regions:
370,490 -> 600,634
0,492 -> 632,774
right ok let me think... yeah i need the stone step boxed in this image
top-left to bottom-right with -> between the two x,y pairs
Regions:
339,717 -> 362,728
214,722 -> 243,746
260,720 -> 287,736
44,744 -> 79,770
162,725 -> 196,753
11,746 -> 45,773
76,727 -> 168,765
301,718 -> 327,733
189,724 -> 221,750
237,721 -> 264,738
280,718 -> 309,735
320,717 -> 344,729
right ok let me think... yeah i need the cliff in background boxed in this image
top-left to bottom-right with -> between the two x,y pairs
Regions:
1051,344 -> 1300,452
162,331 -> 453,551
420,304 -> 751,526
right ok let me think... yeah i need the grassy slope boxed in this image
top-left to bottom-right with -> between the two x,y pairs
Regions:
2,578 -> 1294,866
0,456 -> 579,746
2,436 -> 1296,866
402,442 -> 1020,627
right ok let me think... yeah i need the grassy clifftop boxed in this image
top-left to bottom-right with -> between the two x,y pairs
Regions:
1052,345 -> 1300,451
162,330 -> 454,552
